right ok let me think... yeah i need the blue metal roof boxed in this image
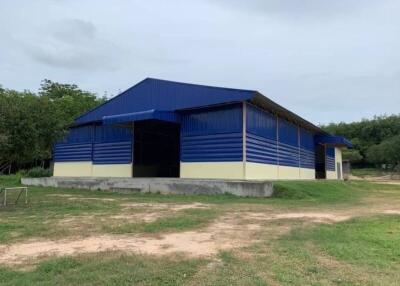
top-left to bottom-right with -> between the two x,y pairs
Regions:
103,109 -> 180,125
315,135 -> 353,148
72,77 -> 351,148
75,78 -> 255,125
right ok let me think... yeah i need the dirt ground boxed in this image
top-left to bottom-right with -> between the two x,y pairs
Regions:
1,194 -> 400,266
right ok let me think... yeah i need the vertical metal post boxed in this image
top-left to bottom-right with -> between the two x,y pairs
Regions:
4,189 -> 6,207
242,102 -> 247,180
25,187 -> 28,204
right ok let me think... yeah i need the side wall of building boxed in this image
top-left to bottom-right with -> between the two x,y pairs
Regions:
53,125 -> 133,177
180,104 -> 245,179
180,103 -> 318,180
245,103 -> 315,180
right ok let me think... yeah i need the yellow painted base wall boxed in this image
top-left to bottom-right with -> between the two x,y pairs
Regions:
245,162 -> 278,180
326,171 -> 337,179
180,162 -> 244,179
92,164 -> 132,177
278,165 -> 301,180
54,162 -> 132,177
53,162 -> 93,177
181,161 -> 316,180
300,168 -> 316,180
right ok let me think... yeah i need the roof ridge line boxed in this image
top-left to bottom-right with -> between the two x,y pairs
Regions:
146,77 -> 257,93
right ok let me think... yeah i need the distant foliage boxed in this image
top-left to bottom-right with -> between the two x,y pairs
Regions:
21,167 -> 52,178
323,115 -> 400,170
366,135 -> 400,170
0,80 -> 106,171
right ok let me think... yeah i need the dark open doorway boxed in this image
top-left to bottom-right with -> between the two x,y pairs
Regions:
133,120 -> 180,177
315,144 -> 326,179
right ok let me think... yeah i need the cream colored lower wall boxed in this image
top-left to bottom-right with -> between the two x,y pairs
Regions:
245,162 -> 278,180
92,164 -> 132,177
326,171 -> 337,179
53,162 -> 93,177
300,168 -> 316,180
278,165 -> 301,180
180,161 -> 316,180
245,162 -> 315,180
54,162 -> 132,177
180,162 -> 244,179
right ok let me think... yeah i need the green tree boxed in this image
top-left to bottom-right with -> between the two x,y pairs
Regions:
0,80 -> 105,170
323,115 -> 400,166
342,149 -> 363,164
366,135 -> 400,172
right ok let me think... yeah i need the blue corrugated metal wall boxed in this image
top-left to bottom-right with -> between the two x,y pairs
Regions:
326,147 -> 335,171
54,125 -> 133,164
246,104 -> 277,165
300,128 -> 315,169
278,119 -> 299,167
53,143 -> 92,162
181,104 -> 243,162
93,141 -> 132,164
246,104 -> 315,169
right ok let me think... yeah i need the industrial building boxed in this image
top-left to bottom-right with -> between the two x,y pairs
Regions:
53,78 -> 352,180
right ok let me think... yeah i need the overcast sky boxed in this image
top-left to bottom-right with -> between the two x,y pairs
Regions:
1,0 -> 399,124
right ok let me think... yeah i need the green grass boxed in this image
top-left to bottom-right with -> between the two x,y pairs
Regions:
351,167 -> 397,177
104,208 -> 220,234
286,215 -> 400,268
0,253 -> 207,286
200,215 -> 400,286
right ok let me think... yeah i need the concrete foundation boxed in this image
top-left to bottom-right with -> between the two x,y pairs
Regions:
21,177 -> 274,198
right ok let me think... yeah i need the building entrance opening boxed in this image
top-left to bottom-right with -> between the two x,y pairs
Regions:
133,120 -> 180,177
315,144 -> 326,179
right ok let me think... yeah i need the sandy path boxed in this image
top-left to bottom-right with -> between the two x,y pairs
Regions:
1,205 -> 399,266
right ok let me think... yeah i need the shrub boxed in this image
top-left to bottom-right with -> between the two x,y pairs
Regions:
25,167 -> 52,178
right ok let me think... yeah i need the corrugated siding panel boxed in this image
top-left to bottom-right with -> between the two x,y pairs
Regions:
181,104 -> 243,162
76,78 -> 254,124
54,125 -> 133,163
62,125 -> 132,144
245,105 -> 316,169
53,143 -> 92,162
181,133 -> 243,162
277,119 -> 300,167
300,149 -> 315,169
181,104 -> 242,136
62,126 -> 94,143
247,104 -> 277,140
278,142 -> 299,167
300,128 -> 315,169
94,125 -> 132,143
93,141 -> 132,164
278,119 -> 298,146
326,147 -> 335,171
246,133 -> 277,164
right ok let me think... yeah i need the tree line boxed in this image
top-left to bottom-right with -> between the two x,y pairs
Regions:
323,115 -> 400,171
0,80 -> 105,172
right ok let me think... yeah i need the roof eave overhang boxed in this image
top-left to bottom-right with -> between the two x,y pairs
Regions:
249,92 -> 326,134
